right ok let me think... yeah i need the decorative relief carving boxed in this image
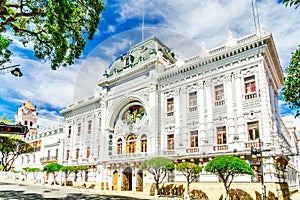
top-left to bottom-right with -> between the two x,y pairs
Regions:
165,116 -> 175,124
213,115 -> 227,125
186,84 -> 199,92
234,71 -> 241,79
212,76 -> 224,84
187,120 -> 199,129
164,90 -> 175,97
242,65 -> 257,76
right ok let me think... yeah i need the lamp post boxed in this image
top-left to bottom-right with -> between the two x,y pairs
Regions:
0,64 -> 23,77
251,139 -> 264,200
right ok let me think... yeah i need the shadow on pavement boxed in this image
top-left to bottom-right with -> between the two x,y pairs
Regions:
0,190 -> 149,200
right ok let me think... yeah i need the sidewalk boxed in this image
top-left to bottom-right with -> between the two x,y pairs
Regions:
290,191 -> 300,200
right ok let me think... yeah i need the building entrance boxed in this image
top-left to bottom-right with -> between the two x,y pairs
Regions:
122,167 -> 132,191
113,170 -> 118,190
137,170 -> 143,192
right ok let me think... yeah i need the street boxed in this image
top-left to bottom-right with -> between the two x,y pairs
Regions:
0,180 -> 149,200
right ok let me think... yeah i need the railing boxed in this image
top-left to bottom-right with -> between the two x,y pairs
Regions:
214,99 -> 225,106
245,141 -> 260,148
213,144 -> 228,151
40,156 -> 58,163
109,152 -> 148,161
167,112 -> 174,117
186,147 -> 200,153
162,150 -> 175,156
188,106 -> 198,112
243,92 -> 260,100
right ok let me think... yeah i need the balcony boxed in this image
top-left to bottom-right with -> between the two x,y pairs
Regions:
186,147 -> 200,154
162,150 -> 175,156
109,152 -> 148,161
243,92 -> 260,100
245,140 -> 260,148
167,111 -> 174,117
40,156 -> 58,164
213,144 -> 228,151
214,99 -> 225,106
188,106 -> 198,112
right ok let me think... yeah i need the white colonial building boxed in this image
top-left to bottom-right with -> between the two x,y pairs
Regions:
61,31 -> 299,197
12,101 -> 65,184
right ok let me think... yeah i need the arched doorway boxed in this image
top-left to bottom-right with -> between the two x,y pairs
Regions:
113,170 -> 118,190
137,170 -> 143,192
122,167 -> 132,191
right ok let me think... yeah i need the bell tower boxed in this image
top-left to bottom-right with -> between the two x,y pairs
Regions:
15,100 -> 38,137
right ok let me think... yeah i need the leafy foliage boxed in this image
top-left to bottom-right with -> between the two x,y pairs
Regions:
43,162 -> 63,184
176,162 -> 202,195
60,166 -> 76,185
0,135 -> 33,171
283,0 -> 300,8
204,156 -> 253,199
0,114 -> 13,125
0,0 -> 105,69
140,157 -> 175,196
43,162 -> 63,173
282,45 -> 300,117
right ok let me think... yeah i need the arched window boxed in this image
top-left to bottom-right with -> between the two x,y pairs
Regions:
126,134 -> 136,154
140,135 -> 147,153
117,138 -> 123,154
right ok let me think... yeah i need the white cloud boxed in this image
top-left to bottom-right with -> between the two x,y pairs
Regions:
2,0 -> 300,135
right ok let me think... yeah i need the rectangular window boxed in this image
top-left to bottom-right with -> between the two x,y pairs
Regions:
190,130 -> 198,147
167,98 -> 174,112
248,121 -> 259,140
167,134 -> 174,150
215,84 -> 224,101
189,91 -> 197,106
88,120 -> 92,134
217,126 -> 226,144
68,126 -> 72,138
66,150 -> 70,160
76,148 -> 79,161
244,76 -> 256,93
86,147 -> 90,158
77,123 -> 81,136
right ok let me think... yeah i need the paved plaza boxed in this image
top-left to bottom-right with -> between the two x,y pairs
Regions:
0,178 -> 152,200
0,176 -> 300,200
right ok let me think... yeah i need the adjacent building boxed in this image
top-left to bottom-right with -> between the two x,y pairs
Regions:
61,29 -> 299,197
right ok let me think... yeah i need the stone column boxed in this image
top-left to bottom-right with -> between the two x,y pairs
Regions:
234,71 -> 245,141
225,73 -> 235,143
205,80 -> 214,149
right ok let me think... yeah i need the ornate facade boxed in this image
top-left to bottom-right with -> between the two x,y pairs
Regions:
61,31 -> 299,196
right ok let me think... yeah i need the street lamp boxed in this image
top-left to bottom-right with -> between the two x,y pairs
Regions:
251,139 -> 265,200
0,64 -> 23,77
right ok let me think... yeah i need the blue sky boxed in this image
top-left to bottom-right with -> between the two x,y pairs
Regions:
0,0 -> 300,134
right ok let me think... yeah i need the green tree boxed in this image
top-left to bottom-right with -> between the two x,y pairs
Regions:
204,156 -> 253,200
176,162 -> 202,198
73,165 -> 88,185
60,166 -> 76,186
140,157 -> 175,197
43,162 -> 62,185
23,167 -> 40,183
282,46 -> 300,118
282,1 -> 300,117
0,135 -> 33,171
0,114 -> 13,124
0,0 -> 105,70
